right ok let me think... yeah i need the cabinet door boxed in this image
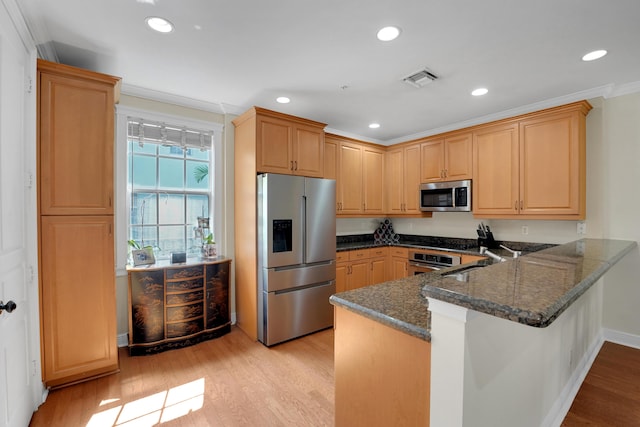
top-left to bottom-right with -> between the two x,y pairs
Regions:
445,133 -> 472,181
519,112 -> 582,215
256,116 -> 293,174
39,72 -> 115,215
338,141 -> 363,214
324,138 -> 338,181
363,147 -> 385,214
348,260 -> 369,290
385,148 -> 404,214
336,262 -> 348,294
369,257 -> 387,286
403,144 -> 422,213
390,257 -> 409,281
472,123 -> 520,215
420,139 -> 445,183
40,215 -> 117,387
293,125 -> 324,177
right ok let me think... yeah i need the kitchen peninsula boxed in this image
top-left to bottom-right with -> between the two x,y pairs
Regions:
330,238 -> 637,427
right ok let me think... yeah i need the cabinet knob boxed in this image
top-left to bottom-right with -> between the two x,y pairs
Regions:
0,300 -> 17,315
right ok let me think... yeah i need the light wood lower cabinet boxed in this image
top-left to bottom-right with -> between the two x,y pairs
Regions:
40,216 -> 118,388
336,248 -> 388,292
388,247 -> 409,281
334,306 -> 430,427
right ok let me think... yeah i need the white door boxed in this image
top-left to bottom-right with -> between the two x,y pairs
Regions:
0,1 -> 41,426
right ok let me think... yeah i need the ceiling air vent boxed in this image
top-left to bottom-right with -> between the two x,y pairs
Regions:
403,68 -> 438,88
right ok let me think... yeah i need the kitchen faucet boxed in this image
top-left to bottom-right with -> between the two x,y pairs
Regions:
479,246 -> 506,262
479,244 -> 521,262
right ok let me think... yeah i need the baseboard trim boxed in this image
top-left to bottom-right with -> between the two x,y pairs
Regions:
117,333 -> 128,348
603,328 -> 640,349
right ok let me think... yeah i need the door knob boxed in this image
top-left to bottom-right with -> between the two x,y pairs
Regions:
0,300 -> 17,315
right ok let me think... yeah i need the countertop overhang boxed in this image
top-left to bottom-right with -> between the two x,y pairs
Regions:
330,238 -> 637,341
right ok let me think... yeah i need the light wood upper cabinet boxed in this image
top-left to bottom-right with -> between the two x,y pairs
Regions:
39,63 -> 119,215
386,143 -> 421,214
420,132 -> 472,183
338,140 -> 364,214
363,146 -> 385,215
473,101 -> 590,219
327,134 -> 385,216
472,122 -> 520,215
256,113 -> 325,177
519,110 -> 585,216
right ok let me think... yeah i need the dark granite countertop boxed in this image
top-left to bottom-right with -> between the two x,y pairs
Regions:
330,238 -> 637,342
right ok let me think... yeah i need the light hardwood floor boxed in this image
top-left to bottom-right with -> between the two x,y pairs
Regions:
29,328 -> 640,427
30,327 -> 334,427
562,341 -> 640,426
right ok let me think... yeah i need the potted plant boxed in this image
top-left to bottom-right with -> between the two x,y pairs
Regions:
202,233 -> 217,258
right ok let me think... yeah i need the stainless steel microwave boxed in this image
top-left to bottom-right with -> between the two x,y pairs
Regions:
419,179 -> 471,212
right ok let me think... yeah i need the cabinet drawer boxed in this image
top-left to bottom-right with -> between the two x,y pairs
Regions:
167,318 -> 204,338
167,303 -> 203,322
370,247 -> 388,258
390,247 -> 409,257
336,251 -> 349,263
166,290 -> 204,305
166,278 -> 203,292
349,249 -> 370,261
166,266 -> 203,280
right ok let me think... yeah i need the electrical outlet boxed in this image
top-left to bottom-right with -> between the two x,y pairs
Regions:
521,225 -> 529,235
577,222 -> 587,235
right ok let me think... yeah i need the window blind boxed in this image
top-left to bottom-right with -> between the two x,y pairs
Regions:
127,118 -> 213,151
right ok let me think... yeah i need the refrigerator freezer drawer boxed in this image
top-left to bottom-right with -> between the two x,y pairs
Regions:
261,281 -> 335,346
262,261 -> 335,292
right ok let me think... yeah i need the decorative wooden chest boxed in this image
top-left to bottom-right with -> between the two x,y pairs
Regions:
127,258 -> 231,355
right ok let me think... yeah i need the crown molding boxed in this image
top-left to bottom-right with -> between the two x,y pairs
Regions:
121,83 -> 247,116
3,0 -> 38,52
385,83 -> 640,145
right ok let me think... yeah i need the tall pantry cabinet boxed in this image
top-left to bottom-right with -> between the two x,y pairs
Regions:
37,60 -> 121,388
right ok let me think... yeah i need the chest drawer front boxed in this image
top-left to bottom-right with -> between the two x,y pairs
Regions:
166,290 -> 204,305
167,278 -> 203,292
166,266 -> 203,280
167,318 -> 204,338
167,302 -> 203,322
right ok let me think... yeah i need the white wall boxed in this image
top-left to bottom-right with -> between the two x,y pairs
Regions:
600,93 -> 640,339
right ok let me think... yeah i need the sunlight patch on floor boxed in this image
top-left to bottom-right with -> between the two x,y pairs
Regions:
86,378 -> 205,426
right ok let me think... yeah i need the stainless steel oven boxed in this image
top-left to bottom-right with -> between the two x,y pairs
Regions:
407,250 -> 461,276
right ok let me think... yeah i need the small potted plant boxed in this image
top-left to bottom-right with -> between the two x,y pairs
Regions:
202,233 -> 217,258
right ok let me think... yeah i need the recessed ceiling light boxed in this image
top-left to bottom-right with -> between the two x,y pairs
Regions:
582,49 -> 607,61
376,26 -> 400,42
146,16 -> 174,33
471,88 -> 489,96
369,123 -> 381,129
276,96 -> 290,104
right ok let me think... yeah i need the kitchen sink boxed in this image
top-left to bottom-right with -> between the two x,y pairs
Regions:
440,261 -> 491,282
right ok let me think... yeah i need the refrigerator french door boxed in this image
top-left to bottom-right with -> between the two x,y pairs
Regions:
257,173 -> 336,346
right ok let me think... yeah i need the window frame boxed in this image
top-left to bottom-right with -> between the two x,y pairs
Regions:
115,105 -> 224,274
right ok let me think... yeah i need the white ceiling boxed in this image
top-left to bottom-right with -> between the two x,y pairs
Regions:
17,0 -> 640,144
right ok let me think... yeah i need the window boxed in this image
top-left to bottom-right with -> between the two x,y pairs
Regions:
126,117 -> 214,258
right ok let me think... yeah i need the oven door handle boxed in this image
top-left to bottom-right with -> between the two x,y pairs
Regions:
408,261 -> 442,270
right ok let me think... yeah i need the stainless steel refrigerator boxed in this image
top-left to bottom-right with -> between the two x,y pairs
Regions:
257,173 -> 336,346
